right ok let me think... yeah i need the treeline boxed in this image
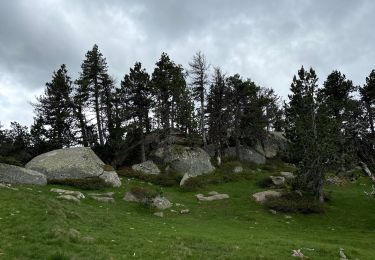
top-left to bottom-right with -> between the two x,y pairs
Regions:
0,45 -> 283,166
1,45 -> 375,201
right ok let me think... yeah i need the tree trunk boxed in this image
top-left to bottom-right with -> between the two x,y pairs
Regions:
201,96 -> 207,149
94,85 -> 104,146
140,133 -> 146,163
366,102 -> 374,135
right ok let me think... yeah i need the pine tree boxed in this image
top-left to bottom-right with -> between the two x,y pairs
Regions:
317,71 -> 357,172
33,64 -> 75,149
77,44 -> 109,145
121,62 -> 152,162
360,70 -> 375,135
226,74 -> 260,159
285,66 -> 326,202
189,51 -> 210,148
207,67 -> 230,165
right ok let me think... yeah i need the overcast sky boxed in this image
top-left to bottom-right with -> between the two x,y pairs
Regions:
1,0 -> 374,128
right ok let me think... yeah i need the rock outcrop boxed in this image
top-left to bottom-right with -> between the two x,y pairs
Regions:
223,147 -> 266,164
0,163 -> 47,185
152,145 -> 214,177
26,147 -> 121,187
255,132 -> 287,159
132,160 -> 160,175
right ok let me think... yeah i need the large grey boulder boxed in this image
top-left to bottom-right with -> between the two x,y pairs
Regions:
223,147 -> 266,164
255,132 -> 286,159
132,160 -> 160,175
0,163 -> 47,185
152,145 -> 214,177
25,147 -> 121,187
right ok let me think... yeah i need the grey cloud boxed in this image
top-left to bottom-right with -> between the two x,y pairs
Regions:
0,0 -> 375,127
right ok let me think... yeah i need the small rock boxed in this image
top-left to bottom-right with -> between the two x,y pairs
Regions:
208,191 -> 219,196
252,190 -> 283,203
339,248 -> 347,260
152,196 -> 172,210
91,196 -> 114,203
154,212 -> 164,218
291,249 -> 306,258
50,188 -> 85,199
196,193 -> 229,201
269,209 -> 277,215
270,176 -> 285,186
89,192 -> 114,197
285,215 -> 292,219
233,166 -> 243,173
280,172 -> 294,179
123,192 -> 141,202
57,195 -> 80,203
180,209 -> 190,214
132,160 -> 160,175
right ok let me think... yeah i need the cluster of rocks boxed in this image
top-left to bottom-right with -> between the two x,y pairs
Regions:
51,188 -> 85,203
123,191 -> 172,210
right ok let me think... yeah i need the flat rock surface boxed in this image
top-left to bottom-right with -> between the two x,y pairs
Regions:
0,163 -> 47,185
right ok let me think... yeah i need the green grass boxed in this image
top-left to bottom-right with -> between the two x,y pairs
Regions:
0,164 -> 374,259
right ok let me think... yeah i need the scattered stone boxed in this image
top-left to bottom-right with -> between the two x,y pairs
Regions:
233,166 -> 243,173
291,249 -> 306,258
252,190 -> 283,203
88,192 -> 114,197
339,248 -> 347,260
208,191 -> 219,196
280,172 -> 294,179
285,215 -> 292,219
0,183 -> 19,191
123,192 -> 144,203
196,193 -> 230,201
154,212 -> 164,218
57,194 -> 80,203
326,176 -> 345,186
175,203 -> 184,207
25,147 -> 121,187
50,188 -> 85,199
170,209 -> 177,213
180,209 -> 190,214
270,176 -> 285,186
0,163 -> 47,185
179,173 -> 192,186
152,196 -> 172,210
131,160 -> 160,175
91,196 -> 114,203
269,209 -> 277,215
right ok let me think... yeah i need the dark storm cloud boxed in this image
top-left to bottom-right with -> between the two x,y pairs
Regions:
1,0 -> 375,127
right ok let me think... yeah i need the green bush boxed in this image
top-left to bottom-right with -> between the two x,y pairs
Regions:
257,176 -> 274,188
180,177 -> 204,191
48,177 -> 109,190
118,167 -> 180,187
264,193 -> 325,214
0,156 -> 23,166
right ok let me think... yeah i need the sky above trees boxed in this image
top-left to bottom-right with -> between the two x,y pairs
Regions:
1,0 -> 374,127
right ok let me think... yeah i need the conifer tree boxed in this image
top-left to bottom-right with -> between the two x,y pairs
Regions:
207,67 -> 230,165
77,44 -> 109,145
189,51 -> 210,148
121,62 -> 152,162
33,64 -> 74,149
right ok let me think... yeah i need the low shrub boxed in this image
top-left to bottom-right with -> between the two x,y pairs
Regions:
0,156 -> 23,166
117,167 -> 180,187
257,176 -> 274,188
102,164 -> 115,172
264,193 -> 325,214
180,177 -> 204,191
48,177 -> 109,190
130,186 -> 160,201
